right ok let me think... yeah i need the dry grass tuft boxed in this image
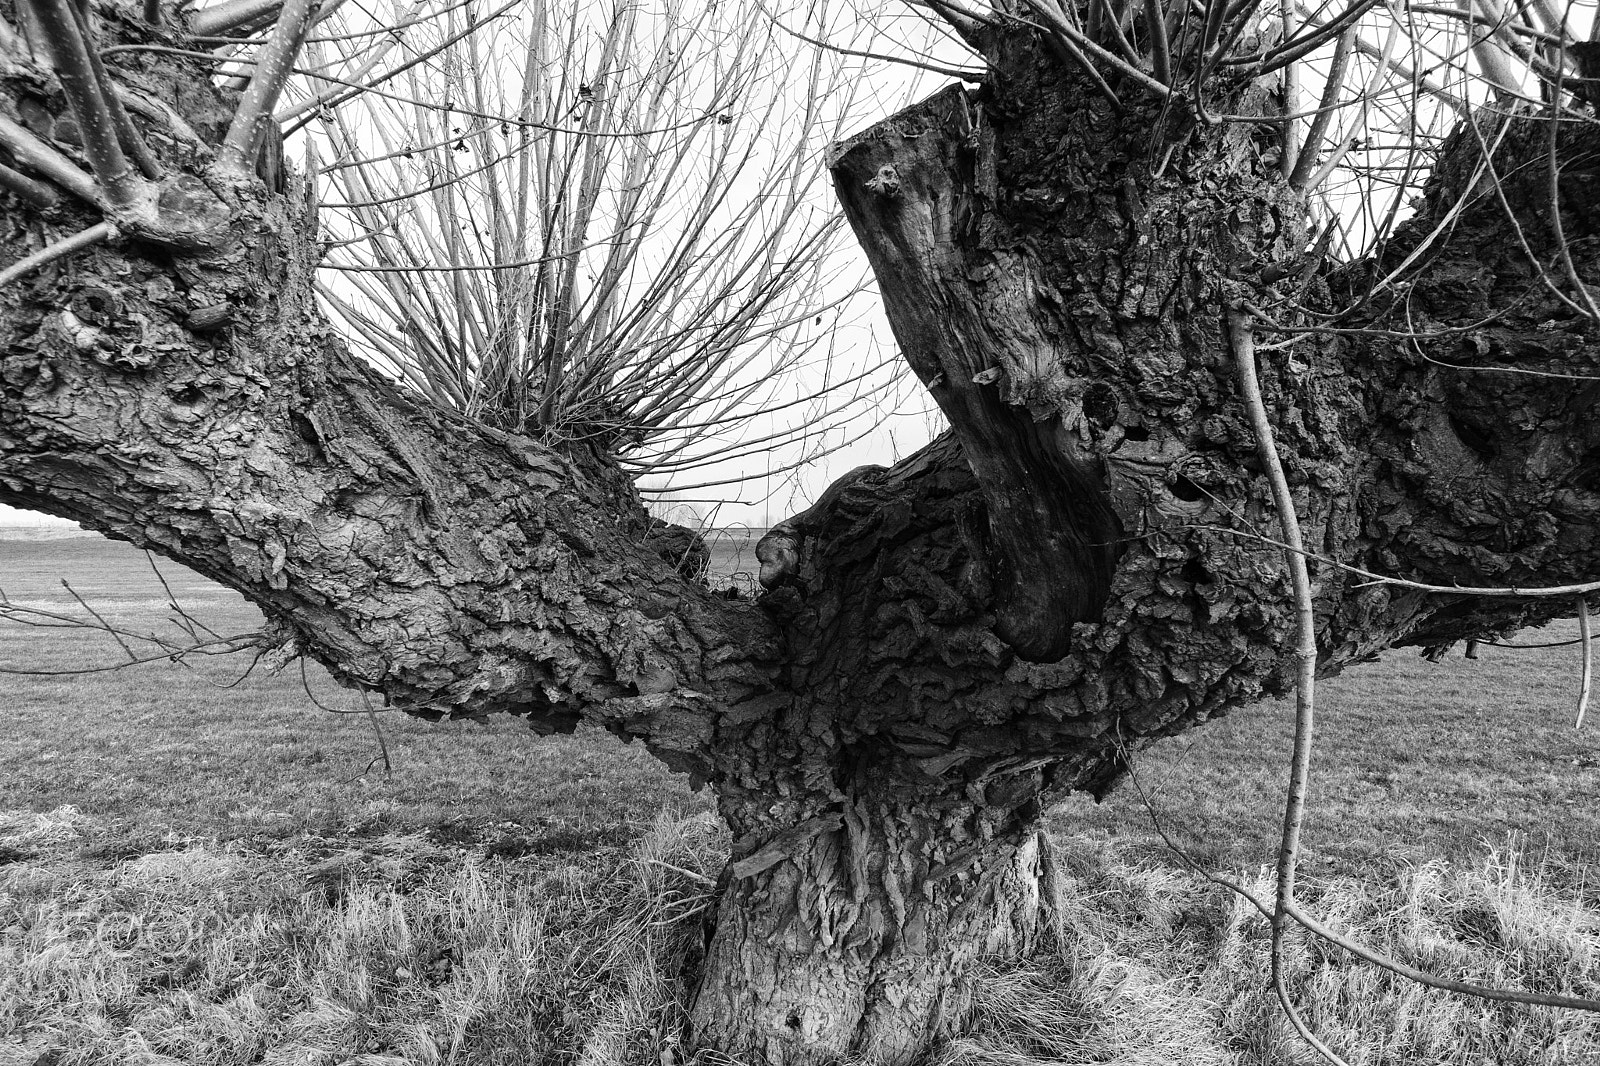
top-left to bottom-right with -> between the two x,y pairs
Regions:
0,806 -> 91,849
943,835 -> 1600,1066
1,810 -> 724,1066
5,809 -> 1598,1065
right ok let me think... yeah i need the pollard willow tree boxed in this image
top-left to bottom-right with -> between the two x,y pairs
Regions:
2,0 -> 1599,1058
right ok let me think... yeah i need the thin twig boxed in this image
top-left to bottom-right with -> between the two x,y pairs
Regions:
215,0 -> 316,178
636,857 -> 718,887
754,0 -> 983,81
60,579 -> 138,661
144,549 -> 225,641
1229,306 -> 1329,1061
275,0 -> 523,130
1578,597 -> 1592,728
1,594 -> 174,643
359,688 -> 392,775
1253,0 -> 1387,77
1284,899 -> 1600,1010
1187,523 -> 1600,599
0,222 -> 114,290
1481,636 -> 1594,648
0,634 -> 260,674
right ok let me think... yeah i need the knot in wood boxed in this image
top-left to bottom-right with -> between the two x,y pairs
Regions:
755,528 -> 800,589
186,303 -> 234,333
865,164 -> 903,199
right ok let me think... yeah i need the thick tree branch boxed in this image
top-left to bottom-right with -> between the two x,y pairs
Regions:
1,163 -> 780,783
828,85 -> 1122,662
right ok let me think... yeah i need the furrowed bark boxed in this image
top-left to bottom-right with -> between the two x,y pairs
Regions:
827,85 -> 1124,663
693,767 -> 1050,1065
686,30 -> 1597,1062
1,236 -> 779,765
0,3 -> 780,780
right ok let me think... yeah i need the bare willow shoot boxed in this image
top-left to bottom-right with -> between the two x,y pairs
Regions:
293,0 -> 905,491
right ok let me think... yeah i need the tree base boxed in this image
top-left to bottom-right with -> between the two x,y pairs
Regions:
691,795 -> 1049,1066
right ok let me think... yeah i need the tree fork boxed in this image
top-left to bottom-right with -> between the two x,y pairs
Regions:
5,9 -> 1600,1066
687,51 -> 1600,1059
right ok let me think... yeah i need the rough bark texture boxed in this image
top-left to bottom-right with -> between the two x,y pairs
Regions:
3,8 -> 1598,1066
688,34 -> 1597,1063
0,9 -> 780,782
692,769 -> 1049,1064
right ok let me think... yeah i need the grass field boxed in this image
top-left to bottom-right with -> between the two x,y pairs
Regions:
2,532 -> 1598,1064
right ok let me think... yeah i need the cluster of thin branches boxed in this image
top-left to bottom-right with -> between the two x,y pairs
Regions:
906,0 -> 1600,319
0,0 -> 314,268
0,0 -> 926,507
0,553 -> 265,683
296,0 -> 912,485
0,550 -> 405,771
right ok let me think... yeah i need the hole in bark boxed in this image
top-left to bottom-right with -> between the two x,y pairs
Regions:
1122,425 -> 1150,442
785,1012 -> 803,1032
1180,558 -> 1213,624
1449,413 -> 1497,461
1083,382 -> 1119,428
290,411 -> 326,460
72,286 -> 122,326
1575,449 -> 1600,493
1168,474 -> 1206,502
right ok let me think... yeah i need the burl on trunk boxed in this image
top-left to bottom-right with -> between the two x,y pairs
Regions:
681,36 -> 1599,1063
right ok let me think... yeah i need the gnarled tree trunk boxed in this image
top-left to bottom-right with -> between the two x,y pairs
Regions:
680,29 -> 1598,1061
3,6 -> 1598,1066
691,765 -> 1049,1064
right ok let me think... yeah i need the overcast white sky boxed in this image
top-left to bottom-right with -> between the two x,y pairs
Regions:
0,504 -> 61,525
